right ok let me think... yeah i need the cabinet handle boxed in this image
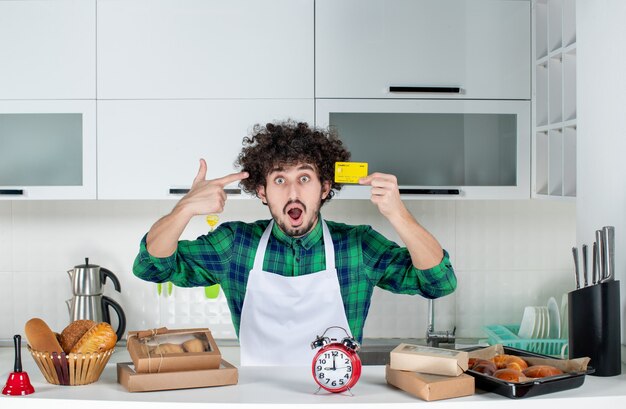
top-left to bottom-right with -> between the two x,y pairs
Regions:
399,189 -> 460,195
389,86 -> 461,93
169,188 -> 241,195
0,189 -> 24,195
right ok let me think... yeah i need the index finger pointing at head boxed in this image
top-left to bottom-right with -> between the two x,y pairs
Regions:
213,171 -> 249,186
193,158 -> 208,185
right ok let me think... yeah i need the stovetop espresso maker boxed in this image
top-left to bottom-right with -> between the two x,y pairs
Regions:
65,258 -> 126,340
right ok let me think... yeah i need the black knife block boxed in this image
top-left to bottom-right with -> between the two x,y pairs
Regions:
568,280 -> 622,376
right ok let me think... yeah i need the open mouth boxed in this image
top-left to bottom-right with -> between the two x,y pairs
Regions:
288,208 -> 302,221
285,202 -> 305,226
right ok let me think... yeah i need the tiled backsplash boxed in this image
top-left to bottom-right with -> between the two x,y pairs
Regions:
0,199 -> 576,341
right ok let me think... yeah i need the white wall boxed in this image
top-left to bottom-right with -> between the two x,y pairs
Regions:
0,199 -> 575,342
577,0 -> 626,347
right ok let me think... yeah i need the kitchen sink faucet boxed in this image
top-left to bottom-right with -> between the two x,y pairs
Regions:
426,298 -> 456,348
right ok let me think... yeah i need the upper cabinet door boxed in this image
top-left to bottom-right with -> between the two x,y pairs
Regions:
0,0 -> 96,100
316,98 -> 530,200
316,0 -> 530,100
0,100 -> 97,200
97,0 -> 314,99
97,99 -> 314,200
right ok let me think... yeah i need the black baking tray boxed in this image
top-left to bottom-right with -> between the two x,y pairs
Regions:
465,346 -> 594,399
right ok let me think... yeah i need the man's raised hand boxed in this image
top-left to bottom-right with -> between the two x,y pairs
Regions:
178,158 -> 248,217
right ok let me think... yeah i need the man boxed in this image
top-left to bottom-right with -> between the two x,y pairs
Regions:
133,121 -> 456,366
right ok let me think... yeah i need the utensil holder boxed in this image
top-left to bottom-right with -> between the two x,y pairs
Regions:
568,280 -> 621,376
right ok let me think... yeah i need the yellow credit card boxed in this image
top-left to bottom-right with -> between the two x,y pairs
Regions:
334,162 -> 368,184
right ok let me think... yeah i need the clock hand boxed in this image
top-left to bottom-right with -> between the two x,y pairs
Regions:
323,366 -> 351,371
333,355 -> 336,370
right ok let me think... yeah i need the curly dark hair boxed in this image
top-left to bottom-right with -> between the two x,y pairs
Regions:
235,121 -> 351,204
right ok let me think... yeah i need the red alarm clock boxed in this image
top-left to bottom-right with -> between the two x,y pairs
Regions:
310,326 -> 362,393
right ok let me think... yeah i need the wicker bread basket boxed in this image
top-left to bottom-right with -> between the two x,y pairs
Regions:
28,346 -> 114,386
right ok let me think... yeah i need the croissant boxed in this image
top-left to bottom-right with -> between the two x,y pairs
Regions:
491,354 -> 529,371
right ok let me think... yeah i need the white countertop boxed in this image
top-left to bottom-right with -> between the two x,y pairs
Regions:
1,346 -> 625,408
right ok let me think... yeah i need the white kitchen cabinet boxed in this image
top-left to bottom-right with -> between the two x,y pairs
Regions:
0,100 -> 96,200
97,0 -> 313,99
97,99 -> 314,199
0,0 -> 96,99
533,0 -> 576,199
315,0 -> 530,100
316,99 -> 531,199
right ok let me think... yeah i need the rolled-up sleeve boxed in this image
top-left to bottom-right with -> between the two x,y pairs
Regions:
132,234 -> 181,283
362,227 -> 456,298
132,226 -> 235,287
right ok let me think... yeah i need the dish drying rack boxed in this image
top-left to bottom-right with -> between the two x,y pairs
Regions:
483,325 -> 568,357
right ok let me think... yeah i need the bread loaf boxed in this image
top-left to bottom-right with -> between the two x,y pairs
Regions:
60,320 -> 96,354
70,322 -> 117,353
523,365 -> 563,378
24,318 -> 63,353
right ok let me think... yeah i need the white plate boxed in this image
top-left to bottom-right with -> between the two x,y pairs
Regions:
518,306 -> 536,339
560,293 -> 568,339
543,306 -> 551,339
537,306 -> 549,339
547,296 -> 561,339
532,306 -> 544,339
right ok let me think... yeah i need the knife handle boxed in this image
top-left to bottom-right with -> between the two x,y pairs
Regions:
595,230 -> 605,281
581,244 -> 588,287
572,247 -> 580,289
601,226 -> 615,282
592,242 -> 599,285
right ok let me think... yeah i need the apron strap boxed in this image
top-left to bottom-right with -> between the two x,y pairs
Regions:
252,219 -> 335,271
252,220 -> 274,271
321,220 -> 335,270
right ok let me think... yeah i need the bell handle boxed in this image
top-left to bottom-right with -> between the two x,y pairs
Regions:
13,334 -> 22,372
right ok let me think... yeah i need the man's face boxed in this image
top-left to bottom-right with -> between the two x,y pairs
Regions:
257,163 -> 331,237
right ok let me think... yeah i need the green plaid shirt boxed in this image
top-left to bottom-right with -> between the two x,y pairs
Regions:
133,217 -> 456,342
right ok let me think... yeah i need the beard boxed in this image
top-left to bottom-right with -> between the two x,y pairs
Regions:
269,199 -> 321,237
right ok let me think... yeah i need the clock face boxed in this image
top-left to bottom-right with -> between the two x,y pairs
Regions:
312,345 -> 360,392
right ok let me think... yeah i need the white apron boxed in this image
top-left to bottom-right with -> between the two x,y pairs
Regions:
239,219 -> 351,366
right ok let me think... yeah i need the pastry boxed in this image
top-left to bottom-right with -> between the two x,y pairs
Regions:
493,368 -> 523,382
150,343 -> 185,354
70,322 -> 117,353
182,338 -> 207,353
24,318 -> 63,353
523,365 -> 563,378
491,354 -> 529,370
472,359 -> 497,376
59,319 -> 96,354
